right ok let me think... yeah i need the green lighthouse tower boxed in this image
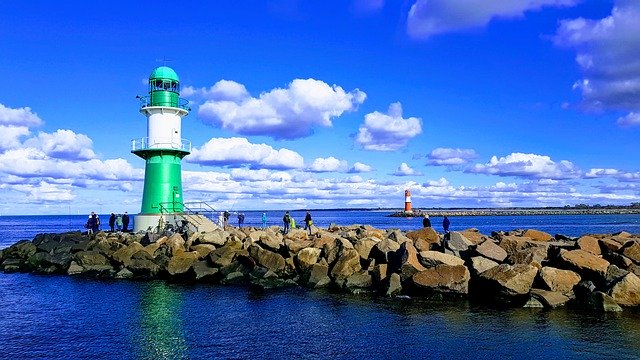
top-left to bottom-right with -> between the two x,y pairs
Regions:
131,66 -> 191,232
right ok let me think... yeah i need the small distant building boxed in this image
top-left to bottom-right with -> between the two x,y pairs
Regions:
404,190 -> 413,213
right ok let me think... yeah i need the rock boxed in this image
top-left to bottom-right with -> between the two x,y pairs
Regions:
444,232 -> 473,252
74,251 -> 112,273
354,238 -> 378,261
418,251 -> 465,268
406,228 -> 439,248
523,229 -> 553,242
469,256 -> 499,276
459,229 -> 488,245
529,289 -> 570,308
386,273 -> 402,297
392,242 -> 426,281
475,240 -> 508,263
198,231 -> 226,246
369,238 -> 400,264
258,233 -> 284,252
605,265 -> 629,287
623,242 -> 640,264
539,267 -> 581,293
344,271 -> 373,289
388,230 -> 411,245
577,236 -> 601,255
192,261 -> 220,281
67,261 -> 84,275
479,264 -> 538,298
208,240 -> 243,267
3,240 -> 37,261
190,244 -> 216,259
127,250 -> 160,278
112,242 -> 144,266
295,247 -> 322,272
166,233 -> 186,256
523,297 -> 544,308
372,263 -> 388,285
506,247 -> 547,269
284,239 -> 313,254
585,291 -> 623,312
167,251 -> 198,276
330,249 -> 362,281
609,273 -> 640,306
115,268 -> 133,279
559,249 -> 610,283
499,236 -> 548,258
305,263 -> 331,288
599,238 -> 623,252
223,271 -> 246,284
248,245 -> 285,274
411,264 -> 470,295
323,238 -> 354,267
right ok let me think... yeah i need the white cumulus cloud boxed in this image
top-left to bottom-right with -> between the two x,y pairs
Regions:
348,162 -> 373,173
197,79 -> 366,140
468,152 -> 581,180
356,102 -> 422,151
0,103 -> 43,127
617,112 -> 640,127
29,129 -> 97,161
393,162 -> 422,176
427,147 -> 478,165
182,80 -> 250,101
0,125 -> 30,150
407,0 -> 578,39
186,137 -> 305,170
309,156 -> 348,173
554,1 -> 640,119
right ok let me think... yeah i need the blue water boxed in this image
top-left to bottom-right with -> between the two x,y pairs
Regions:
2,211 -> 640,359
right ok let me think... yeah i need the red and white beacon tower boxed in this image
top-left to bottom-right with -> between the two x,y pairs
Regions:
404,190 -> 412,213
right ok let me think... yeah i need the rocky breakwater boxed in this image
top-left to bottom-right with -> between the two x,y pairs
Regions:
2,226 -> 640,312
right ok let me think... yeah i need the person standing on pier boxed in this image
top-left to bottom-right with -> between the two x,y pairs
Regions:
443,216 -> 450,233
283,211 -> 291,234
109,213 -> 116,232
304,211 -> 313,236
122,212 -> 130,232
262,212 -> 267,228
116,214 -> 123,231
422,214 -> 431,228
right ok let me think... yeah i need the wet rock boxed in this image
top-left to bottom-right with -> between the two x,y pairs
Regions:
529,289 -> 570,308
386,273 -> 402,297
304,263 -> 331,288
115,268 -> 133,279
539,267 -> 581,293
585,292 -> 623,312
609,273 -> 640,306
343,271 -> 373,289
475,240 -> 508,263
127,250 -> 160,278
74,251 -> 112,273
411,264 -> 470,295
192,261 -> 219,281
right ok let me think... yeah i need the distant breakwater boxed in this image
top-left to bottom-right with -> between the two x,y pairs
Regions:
388,208 -> 640,217
1,225 -> 640,312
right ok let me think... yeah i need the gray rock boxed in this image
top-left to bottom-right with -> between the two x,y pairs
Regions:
475,240 -> 508,263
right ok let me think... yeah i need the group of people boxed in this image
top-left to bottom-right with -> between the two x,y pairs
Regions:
282,211 -> 313,235
85,212 -> 130,235
422,214 -> 450,232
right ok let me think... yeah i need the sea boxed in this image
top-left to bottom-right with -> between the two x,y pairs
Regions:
1,211 -> 640,360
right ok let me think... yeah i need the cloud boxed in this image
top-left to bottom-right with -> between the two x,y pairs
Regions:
356,102 -> 422,151
0,103 -> 43,127
186,137 -> 305,170
617,112 -> 640,127
427,147 -> 478,165
554,1 -> 640,118
407,0 -> 578,39
182,80 -> 250,101
0,125 -> 30,151
309,156 -> 348,173
468,152 -> 581,180
197,79 -> 366,140
393,162 -> 422,176
348,162 -> 373,173
26,129 -> 97,161
585,168 -> 640,182
3,181 -> 75,202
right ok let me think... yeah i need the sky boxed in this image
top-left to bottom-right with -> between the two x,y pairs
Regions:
1,0 -> 639,215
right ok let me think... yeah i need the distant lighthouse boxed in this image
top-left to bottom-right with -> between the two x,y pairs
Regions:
131,66 -> 191,232
404,190 -> 412,213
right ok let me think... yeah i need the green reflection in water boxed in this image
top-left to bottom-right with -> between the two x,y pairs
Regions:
137,282 -> 188,360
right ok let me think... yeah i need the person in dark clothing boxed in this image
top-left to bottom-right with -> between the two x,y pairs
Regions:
422,214 -> 431,228
443,216 -> 450,233
283,211 -> 290,234
91,212 -> 100,234
304,211 -> 313,236
122,212 -> 130,232
238,213 -> 245,227
223,210 -> 230,227
109,213 -> 116,232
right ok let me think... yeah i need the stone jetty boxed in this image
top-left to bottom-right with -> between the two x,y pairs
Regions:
2,225 -> 640,312
388,207 -> 640,217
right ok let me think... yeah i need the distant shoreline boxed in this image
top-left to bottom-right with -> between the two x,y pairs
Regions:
388,208 -> 640,217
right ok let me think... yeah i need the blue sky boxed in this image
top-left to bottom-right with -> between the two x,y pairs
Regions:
1,0 -> 639,215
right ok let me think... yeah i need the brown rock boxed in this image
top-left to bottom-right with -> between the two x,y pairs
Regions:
418,251 -> 465,268
459,228 -> 489,245
295,247 -> 322,272
305,263 -> 331,288
479,264 -> 538,297
599,238 -> 623,252
330,249 -> 362,280
499,236 -> 548,258
577,236 -> 601,255
167,251 -> 198,276
354,238 -> 379,261
369,238 -> 400,264
523,229 -> 553,242
112,243 -> 144,266
559,249 -> 610,279
623,242 -> 640,264
284,239 -> 314,254
190,244 -> 216,259
166,233 -> 186,256
411,264 -> 470,295
539,266 -> 581,293
469,256 -> 499,276
406,228 -> 440,246
609,273 -> 640,306
529,289 -> 570,308
475,240 -> 508,263
248,245 -> 285,274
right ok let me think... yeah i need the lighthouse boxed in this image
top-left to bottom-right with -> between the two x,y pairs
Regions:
404,190 -> 412,213
131,66 -> 191,232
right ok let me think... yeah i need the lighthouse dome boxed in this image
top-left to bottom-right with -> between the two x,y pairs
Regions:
149,66 -> 179,82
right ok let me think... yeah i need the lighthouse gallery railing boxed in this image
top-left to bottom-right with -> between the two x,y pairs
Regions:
131,137 -> 192,152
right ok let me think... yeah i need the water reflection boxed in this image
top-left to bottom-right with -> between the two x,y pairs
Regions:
137,281 -> 188,360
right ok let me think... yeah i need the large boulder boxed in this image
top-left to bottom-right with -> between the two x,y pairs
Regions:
577,236 -> 601,255
127,250 -> 160,278
295,247 -> 322,272
529,289 -> 570,308
330,249 -> 362,281
609,273 -> 640,306
258,233 -> 284,252
499,236 -> 548,258
458,229 -> 489,245
198,231 -> 226,246
344,271 -> 373,290
623,242 -> 640,264
558,249 -> 610,283
166,233 -> 186,256
284,239 -> 313,254
208,240 -> 243,267
386,273 -> 402,297
248,245 -> 285,274
475,240 -> 508,263
469,256 -> 499,276
368,238 -> 400,264
411,264 -> 470,295
354,238 -> 379,261
190,244 -> 216,259
539,267 -> 581,293
444,232 -> 473,253
74,251 -> 112,273
167,251 -> 198,276
3,240 -> 37,261
478,264 -> 538,298
304,263 -> 331,288
523,229 -> 553,242
112,242 -> 144,266
392,241 -> 426,281
406,228 -> 440,249
418,251 -> 465,268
